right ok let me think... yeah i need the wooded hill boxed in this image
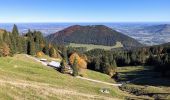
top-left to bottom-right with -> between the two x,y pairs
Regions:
46,25 -> 143,47
0,25 -> 60,58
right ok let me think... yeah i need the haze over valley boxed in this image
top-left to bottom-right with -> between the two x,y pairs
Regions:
1,23 -> 170,46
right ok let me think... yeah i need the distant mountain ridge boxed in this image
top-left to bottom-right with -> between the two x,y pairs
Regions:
46,25 -> 143,47
138,24 -> 170,35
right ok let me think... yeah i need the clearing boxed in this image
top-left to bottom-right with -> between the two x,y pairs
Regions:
68,41 -> 123,51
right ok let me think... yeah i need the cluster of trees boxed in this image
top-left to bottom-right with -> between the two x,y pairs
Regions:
0,25 -> 60,58
85,49 -> 117,76
59,46 -> 87,76
85,45 -> 170,77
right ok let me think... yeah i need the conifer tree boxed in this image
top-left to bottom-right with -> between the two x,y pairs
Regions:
62,47 -> 68,64
11,24 -> 19,53
27,40 -> 35,55
12,24 -> 19,36
94,57 -> 100,71
43,43 -> 49,55
49,47 -> 58,58
60,59 -> 67,73
72,57 -> 78,76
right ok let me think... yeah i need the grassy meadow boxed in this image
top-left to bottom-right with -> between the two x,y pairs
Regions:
0,54 -> 126,100
117,66 -> 170,99
68,42 -> 123,51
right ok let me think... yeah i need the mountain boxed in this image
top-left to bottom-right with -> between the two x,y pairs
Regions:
46,25 -> 143,47
117,24 -> 170,46
160,42 -> 170,47
138,24 -> 170,35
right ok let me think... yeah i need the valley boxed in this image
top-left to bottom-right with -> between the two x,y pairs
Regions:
1,23 -> 170,100
117,66 -> 170,99
1,0 -> 170,99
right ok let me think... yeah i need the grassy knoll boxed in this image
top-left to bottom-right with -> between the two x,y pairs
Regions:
0,54 -> 126,100
68,41 -> 123,51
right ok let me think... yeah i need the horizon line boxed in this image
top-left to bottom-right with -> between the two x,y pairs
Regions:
0,21 -> 170,24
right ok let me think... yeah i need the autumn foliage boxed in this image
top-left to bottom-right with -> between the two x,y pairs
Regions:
0,43 -> 10,57
69,53 -> 87,69
36,51 -> 44,57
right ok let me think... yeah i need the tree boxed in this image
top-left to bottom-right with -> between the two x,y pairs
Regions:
49,47 -> 58,58
42,43 -> 49,55
12,24 -> 19,36
27,40 -> 35,55
62,47 -> 68,64
72,57 -> 78,76
69,52 -> 87,69
9,32 -> 16,54
60,59 -> 67,74
94,57 -> 100,71
0,42 -> 10,57
12,24 -> 19,52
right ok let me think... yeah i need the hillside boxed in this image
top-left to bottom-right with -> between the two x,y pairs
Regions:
139,24 -> 170,35
46,25 -> 143,47
0,54 -> 128,100
160,42 -> 170,46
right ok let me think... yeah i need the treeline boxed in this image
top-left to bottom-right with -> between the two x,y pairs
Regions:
0,24 -> 60,58
84,45 -> 170,77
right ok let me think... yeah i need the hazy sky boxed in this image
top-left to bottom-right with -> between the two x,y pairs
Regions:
0,0 -> 170,23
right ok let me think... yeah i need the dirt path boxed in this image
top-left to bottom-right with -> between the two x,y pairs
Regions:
25,54 -> 48,66
76,76 -> 122,87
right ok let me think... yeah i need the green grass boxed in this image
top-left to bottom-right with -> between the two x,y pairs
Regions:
117,66 -> 157,81
68,41 -> 123,51
0,54 -> 126,100
118,66 -> 170,99
85,70 -> 115,83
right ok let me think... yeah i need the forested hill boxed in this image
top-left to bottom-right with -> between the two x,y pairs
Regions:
46,25 -> 143,47
0,25 -> 60,58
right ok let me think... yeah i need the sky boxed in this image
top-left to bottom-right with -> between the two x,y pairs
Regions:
0,0 -> 170,23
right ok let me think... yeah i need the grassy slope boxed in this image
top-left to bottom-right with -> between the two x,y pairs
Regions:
0,54 -> 126,100
85,70 -> 115,83
118,66 -> 170,99
68,42 -> 123,51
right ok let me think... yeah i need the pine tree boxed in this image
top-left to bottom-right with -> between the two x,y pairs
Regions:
9,33 -> 16,54
60,59 -> 67,73
102,55 -> 110,74
72,57 -> 78,76
94,57 -> 100,71
12,24 -> 19,36
27,40 -> 35,55
21,37 -> 27,53
17,37 -> 22,53
49,47 -> 57,58
42,44 -> 49,55
62,47 -> 68,64
11,24 -> 19,53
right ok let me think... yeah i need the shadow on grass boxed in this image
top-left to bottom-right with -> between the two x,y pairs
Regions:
116,66 -> 170,87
